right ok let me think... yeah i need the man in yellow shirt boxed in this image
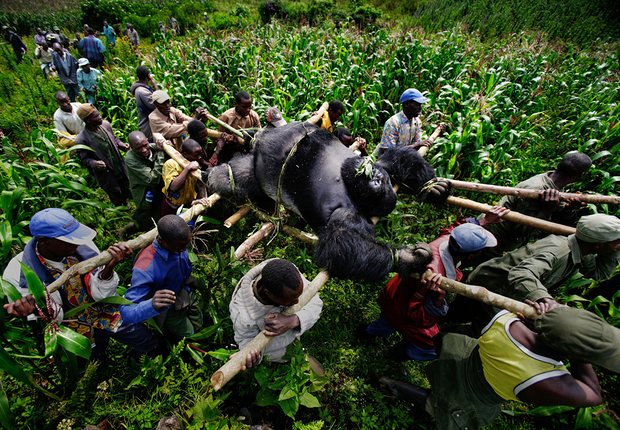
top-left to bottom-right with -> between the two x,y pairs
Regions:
161,139 -> 209,216
320,100 -> 344,133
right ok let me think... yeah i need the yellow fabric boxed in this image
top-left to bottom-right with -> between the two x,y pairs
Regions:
478,311 -> 569,401
162,159 -> 197,207
320,111 -> 333,133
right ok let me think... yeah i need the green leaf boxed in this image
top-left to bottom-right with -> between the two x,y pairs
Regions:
0,345 -> 58,399
575,407 -> 593,429
299,391 -> 321,408
44,325 -> 58,358
279,396 -> 299,418
0,278 -> 22,302
207,348 -> 233,361
185,344 -> 204,365
57,326 -> 91,360
187,324 -> 220,341
527,405 -> 574,416
98,295 -> 133,305
279,386 -> 296,401
18,263 -> 46,308
0,382 -> 14,430
0,220 -> 12,260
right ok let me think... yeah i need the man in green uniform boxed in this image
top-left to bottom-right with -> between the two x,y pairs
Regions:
482,151 -> 592,258
125,131 -> 166,231
469,213 -> 620,312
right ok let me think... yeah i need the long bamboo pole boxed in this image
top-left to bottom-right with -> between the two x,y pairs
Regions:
441,179 -> 620,205
253,209 -> 318,245
416,124 -> 444,158
446,196 -> 576,235
46,194 -> 222,294
210,270 -> 330,391
418,270 -> 538,320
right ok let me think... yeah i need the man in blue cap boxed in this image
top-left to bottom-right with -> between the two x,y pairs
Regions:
375,88 -> 429,156
358,221 -> 500,361
2,208 -> 159,358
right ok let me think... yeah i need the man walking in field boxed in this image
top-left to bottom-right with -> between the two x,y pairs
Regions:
75,104 -> 131,206
52,42 -> 80,102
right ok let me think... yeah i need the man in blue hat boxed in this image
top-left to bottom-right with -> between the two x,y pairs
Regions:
358,220 -> 500,361
2,208 -> 159,358
375,88 -> 429,156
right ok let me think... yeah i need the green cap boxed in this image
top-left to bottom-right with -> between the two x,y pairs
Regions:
535,306 -> 620,373
575,214 -> 620,243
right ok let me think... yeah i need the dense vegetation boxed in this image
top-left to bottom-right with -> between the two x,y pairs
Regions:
1,1 -> 619,429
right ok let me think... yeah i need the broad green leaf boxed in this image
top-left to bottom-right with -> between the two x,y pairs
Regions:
44,325 -> 58,358
98,295 -> 133,305
0,278 -> 22,303
57,326 -> 92,360
18,263 -> 46,308
299,391 -> 321,408
207,348 -> 233,361
279,396 -> 299,418
279,386 -> 296,401
0,382 -> 14,430
0,220 -> 12,259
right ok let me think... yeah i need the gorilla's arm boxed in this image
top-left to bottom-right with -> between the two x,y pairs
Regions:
314,208 -> 432,282
376,146 -> 451,204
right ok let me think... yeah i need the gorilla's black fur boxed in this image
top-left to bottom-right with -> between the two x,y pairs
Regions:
207,122 -> 447,281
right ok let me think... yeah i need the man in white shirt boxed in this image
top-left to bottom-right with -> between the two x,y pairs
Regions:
229,259 -> 323,367
53,91 -> 84,147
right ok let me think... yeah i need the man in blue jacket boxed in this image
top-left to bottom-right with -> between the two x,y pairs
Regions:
120,215 -> 203,340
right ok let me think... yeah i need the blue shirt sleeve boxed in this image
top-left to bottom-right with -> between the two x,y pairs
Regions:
119,268 -> 164,325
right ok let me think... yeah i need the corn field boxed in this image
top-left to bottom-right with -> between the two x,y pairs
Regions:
1,19 -> 619,430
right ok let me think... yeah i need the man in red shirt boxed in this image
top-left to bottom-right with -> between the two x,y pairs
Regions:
359,222 -> 498,360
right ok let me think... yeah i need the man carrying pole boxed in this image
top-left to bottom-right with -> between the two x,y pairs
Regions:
229,259 -> 323,368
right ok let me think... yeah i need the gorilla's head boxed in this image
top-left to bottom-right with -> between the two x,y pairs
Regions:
341,156 -> 397,219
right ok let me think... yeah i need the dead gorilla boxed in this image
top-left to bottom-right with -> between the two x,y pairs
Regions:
206,122 -> 450,282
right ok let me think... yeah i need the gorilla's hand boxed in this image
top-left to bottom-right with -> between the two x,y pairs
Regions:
396,242 -> 433,278
419,178 -> 452,205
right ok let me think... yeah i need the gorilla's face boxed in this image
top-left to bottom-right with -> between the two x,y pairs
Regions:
368,166 -> 389,193
342,157 -> 397,219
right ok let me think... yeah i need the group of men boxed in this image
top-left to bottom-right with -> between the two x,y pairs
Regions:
3,40 -> 620,428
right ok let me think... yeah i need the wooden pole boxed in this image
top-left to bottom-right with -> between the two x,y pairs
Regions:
224,206 -> 251,228
46,194 -> 222,294
441,179 -> 620,205
162,143 -> 203,182
417,270 -> 538,320
306,102 -> 329,126
234,222 -> 276,260
205,113 -> 244,138
417,124 -> 444,158
446,196 -> 576,235
210,270 -> 330,391
282,225 -> 318,245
